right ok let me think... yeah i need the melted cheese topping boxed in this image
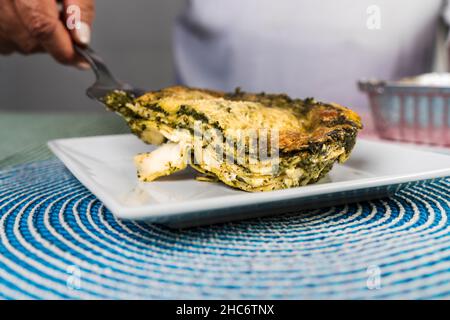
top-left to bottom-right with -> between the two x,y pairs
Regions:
158,97 -> 305,132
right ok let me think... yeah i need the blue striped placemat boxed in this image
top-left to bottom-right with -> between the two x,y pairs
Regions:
0,159 -> 449,299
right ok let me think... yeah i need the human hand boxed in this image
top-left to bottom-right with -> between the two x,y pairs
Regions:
0,0 -> 95,68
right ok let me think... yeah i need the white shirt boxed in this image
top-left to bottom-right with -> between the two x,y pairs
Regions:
174,0 -> 448,119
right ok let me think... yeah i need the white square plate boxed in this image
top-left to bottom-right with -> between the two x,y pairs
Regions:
48,134 -> 450,227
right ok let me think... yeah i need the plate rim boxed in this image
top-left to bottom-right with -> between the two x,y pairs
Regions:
47,134 -> 450,221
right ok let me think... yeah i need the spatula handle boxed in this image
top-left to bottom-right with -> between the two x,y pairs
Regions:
75,45 -> 122,88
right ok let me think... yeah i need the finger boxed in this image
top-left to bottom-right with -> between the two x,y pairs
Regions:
0,40 -> 18,55
2,0 -> 40,54
14,0 -> 76,64
63,0 -> 94,45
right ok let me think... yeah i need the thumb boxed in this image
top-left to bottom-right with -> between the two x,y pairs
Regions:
64,0 -> 95,45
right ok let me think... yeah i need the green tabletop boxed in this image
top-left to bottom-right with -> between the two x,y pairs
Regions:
0,111 -> 129,168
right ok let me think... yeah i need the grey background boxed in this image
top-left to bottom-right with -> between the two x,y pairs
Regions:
1,0 -> 448,114
0,0 -> 185,112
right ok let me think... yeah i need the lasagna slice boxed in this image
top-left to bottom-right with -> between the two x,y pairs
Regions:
104,86 -> 362,192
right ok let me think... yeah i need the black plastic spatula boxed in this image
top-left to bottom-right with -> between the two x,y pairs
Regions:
75,46 -> 146,103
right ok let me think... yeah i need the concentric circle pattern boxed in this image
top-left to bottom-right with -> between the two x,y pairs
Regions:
0,159 -> 449,299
